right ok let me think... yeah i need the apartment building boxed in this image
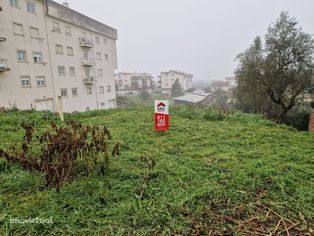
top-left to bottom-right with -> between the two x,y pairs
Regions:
157,70 -> 193,94
0,0 -> 118,112
115,72 -> 154,95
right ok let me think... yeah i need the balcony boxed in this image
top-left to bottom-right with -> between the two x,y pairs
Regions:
79,37 -> 94,47
81,57 -> 95,66
83,77 -> 97,84
0,59 -> 10,72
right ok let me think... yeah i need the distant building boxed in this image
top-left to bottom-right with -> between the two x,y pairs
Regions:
158,70 -> 193,94
225,76 -> 236,88
211,76 -> 236,92
0,0 -> 118,112
211,81 -> 230,92
115,72 -> 154,95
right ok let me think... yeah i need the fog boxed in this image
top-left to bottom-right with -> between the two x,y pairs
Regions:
55,0 -> 314,81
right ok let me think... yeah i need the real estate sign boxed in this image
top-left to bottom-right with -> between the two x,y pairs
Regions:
154,100 -> 169,132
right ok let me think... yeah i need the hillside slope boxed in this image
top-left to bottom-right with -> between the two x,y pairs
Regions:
0,106 -> 313,235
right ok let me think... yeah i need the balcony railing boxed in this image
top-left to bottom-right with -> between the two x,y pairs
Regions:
83,77 -> 97,84
81,57 -> 95,66
0,59 -> 10,72
79,37 -> 94,47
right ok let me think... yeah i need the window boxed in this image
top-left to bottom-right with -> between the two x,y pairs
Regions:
36,76 -> 46,87
85,68 -> 90,78
30,27 -> 39,38
72,88 -> 78,97
65,26 -> 71,36
21,76 -> 31,87
107,85 -> 112,92
105,54 -> 109,60
17,50 -> 27,62
55,44 -> 63,55
98,69 -> 103,77
26,1 -> 36,14
82,31 -> 86,37
60,88 -> 68,97
96,52 -> 102,61
13,23 -> 24,35
33,52 -> 43,63
86,86 -> 92,95
67,47 -> 74,56
95,36 -> 100,44
10,0 -> 19,8
83,49 -> 89,59
58,66 -> 66,76
101,102 -> 105,108
103,38 -> 107,44
99,86 -> 104,94
52,22 -> 60,33
69,67 -> 76,76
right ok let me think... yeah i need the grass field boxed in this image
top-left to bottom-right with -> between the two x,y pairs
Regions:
0,106 -> 313,235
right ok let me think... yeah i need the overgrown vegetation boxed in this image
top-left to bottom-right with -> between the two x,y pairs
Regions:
0,121 -> 119,192
0,106 -> 313,235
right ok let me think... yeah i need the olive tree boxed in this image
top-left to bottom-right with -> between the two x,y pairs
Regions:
236,12 -> 314,120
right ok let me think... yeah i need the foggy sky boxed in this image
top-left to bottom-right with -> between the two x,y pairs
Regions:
55,0 -> 314,81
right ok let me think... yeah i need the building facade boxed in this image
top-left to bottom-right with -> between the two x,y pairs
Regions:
115,72 -> 154,95
157,70 -> 193,94
0,0 -> 118,112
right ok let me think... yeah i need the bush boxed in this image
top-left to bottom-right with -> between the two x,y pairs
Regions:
203,110 -> 225,121
0,121 -> 120,192
283,111 -> 310,131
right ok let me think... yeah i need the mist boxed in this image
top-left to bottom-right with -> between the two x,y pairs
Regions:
54,0 -> 314,81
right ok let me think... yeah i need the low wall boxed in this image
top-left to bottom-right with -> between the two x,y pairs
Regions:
309,111 -> 314,133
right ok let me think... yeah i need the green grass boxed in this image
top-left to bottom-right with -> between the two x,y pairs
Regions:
0,106 -> 313,235
117,94 -> 173,108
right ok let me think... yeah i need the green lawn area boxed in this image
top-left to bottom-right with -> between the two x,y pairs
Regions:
0,106 -> 313,235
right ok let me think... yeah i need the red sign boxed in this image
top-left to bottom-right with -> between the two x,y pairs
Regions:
155,100 -> 169,131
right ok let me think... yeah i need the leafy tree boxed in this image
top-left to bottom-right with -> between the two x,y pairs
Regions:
235,12 -> 314,120
171,79 -> 183,97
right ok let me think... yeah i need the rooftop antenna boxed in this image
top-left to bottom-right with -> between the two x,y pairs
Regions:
62,1 -> 69,7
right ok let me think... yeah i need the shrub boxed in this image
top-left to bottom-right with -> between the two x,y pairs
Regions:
283,111 -> 310,131
0,121 -> 120,192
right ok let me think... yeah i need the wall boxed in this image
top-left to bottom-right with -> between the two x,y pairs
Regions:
0,0 -> 118,112
309,111 -> 314,133
0,0 -> 55,110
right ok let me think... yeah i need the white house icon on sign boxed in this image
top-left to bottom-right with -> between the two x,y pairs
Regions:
157,102 -> 166,113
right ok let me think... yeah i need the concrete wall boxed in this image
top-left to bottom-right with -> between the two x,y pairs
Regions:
0,0 -> 55,110
309,111 -> 314,133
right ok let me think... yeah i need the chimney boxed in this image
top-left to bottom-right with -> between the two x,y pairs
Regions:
62,1 -> 69,7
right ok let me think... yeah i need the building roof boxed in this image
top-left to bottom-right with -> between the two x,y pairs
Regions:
225,76 -> 236,81
160,70 -> 193,78
47,1 -> 117,39
174,90 -> 210,103
211,81 -> 230,87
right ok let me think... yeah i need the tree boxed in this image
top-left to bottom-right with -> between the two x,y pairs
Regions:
171,79 -> 183,97
235,12 -> 314,120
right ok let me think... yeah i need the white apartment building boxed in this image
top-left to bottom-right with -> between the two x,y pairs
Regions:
115,72 -> 154,95
158,70 -> 193,94
0,0 -> 118,112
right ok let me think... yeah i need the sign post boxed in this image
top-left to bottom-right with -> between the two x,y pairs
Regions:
154,100 -> 169,132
